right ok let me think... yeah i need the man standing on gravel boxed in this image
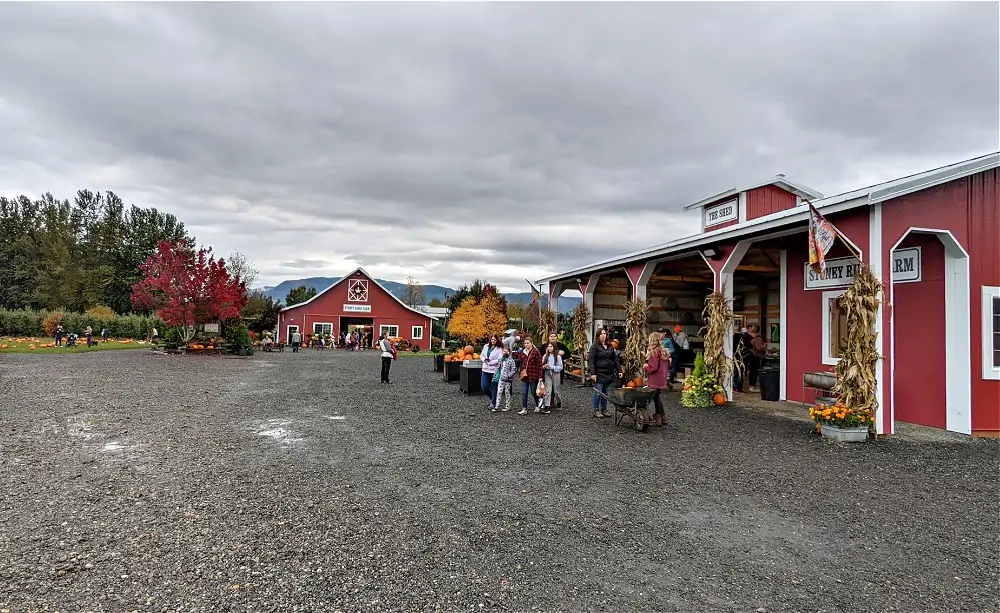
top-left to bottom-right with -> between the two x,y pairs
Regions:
291,330 -> 301,352
378,332 -> 396,384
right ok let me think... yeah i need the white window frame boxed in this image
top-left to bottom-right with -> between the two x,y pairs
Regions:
983,286 -> 1000,380
380,325 -> 399,338
821,289 -> 847,366
411,325 -> 424,340
286,325 -> 300,342
313,322 -> 333,337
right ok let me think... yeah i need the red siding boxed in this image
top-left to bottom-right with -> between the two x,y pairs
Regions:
892,234 -> 946,429
747,185 -> 798,220
705,218 -> 739,232
278,271 -> 432,350
784,209 -> 871,405
882,169 -> 1000,434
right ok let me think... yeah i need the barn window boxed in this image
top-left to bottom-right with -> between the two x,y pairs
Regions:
348,279 -> 369,302
313,322 -> 333,337
822,290 -> 848,366
380,325 -> 399,338
984,286 -> 1000,380
411,325 -> 424,340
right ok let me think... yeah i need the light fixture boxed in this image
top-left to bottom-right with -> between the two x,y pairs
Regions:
574,277 -> 583,283
702,247 -> 723,261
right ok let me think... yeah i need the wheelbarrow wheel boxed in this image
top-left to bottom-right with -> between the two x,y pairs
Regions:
633,408 -> 649,432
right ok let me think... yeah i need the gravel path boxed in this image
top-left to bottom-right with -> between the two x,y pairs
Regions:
1,350 -> 997,613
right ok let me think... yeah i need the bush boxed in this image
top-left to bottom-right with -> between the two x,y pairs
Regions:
85,305 -> 116,319
43,311 -> 64,336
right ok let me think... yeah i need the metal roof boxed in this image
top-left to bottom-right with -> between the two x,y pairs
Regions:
682,175 -> 824,210
537,151 -> 999,285
280,266 -> 438,320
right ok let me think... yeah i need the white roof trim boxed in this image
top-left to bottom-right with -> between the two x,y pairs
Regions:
683,175 -> 824,210
280,267 -> 437,320
538,151 -> 999,285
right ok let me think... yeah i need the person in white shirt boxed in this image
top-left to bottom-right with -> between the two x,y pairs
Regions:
291,330 -> 302,352
378,333 -> 395,384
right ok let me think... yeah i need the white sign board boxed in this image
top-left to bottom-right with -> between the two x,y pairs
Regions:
804,246 -> 921,290
203,323 -> 220,333
705,199 -> 738,227
343,304 -> 372,313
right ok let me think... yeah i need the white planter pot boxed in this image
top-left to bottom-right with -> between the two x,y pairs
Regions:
820,424 -> 870,443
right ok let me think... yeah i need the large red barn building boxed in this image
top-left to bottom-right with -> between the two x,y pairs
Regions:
539,152 -> 1000,437
278,267 -> 435,350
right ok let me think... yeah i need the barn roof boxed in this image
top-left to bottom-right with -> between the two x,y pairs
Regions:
279,267 -> 438,320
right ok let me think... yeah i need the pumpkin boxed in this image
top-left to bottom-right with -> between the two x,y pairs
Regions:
611,339 -> 619,349
572,368 -> 582,375
713,393 -> 727,406
633,376 -> 644,388
29,345 -> 36,351
455,350 -> 466,360
444,355 -> 453,362
625,381 -> 635,388
683,385 -> 692,391
472,353 -> 480,359
464,345 -> 475,355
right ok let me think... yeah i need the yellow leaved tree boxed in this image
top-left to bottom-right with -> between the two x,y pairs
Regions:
447,293 -> 507,343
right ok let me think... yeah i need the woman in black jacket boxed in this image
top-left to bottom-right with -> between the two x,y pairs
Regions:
587,327 -> 620,418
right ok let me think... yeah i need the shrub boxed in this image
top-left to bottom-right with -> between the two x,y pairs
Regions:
85,305 -> 116,319
42,311 -> 65,337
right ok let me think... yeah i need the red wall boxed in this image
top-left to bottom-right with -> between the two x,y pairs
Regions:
278,271 -> 432,350
891,234 -> 946,429
881,169 -> 1000,434
784,209 -> 871,404
747,185 -> 798,220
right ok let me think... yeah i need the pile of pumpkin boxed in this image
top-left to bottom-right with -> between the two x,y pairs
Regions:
623,375 -> 645,389
0,336 -> 136,350
443,345 -> 480,362
186,342 -> 216,350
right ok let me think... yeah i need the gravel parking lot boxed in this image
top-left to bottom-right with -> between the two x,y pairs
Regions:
1,350 -> 997,613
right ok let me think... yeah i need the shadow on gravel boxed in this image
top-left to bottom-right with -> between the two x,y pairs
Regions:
1,350 -> 997,613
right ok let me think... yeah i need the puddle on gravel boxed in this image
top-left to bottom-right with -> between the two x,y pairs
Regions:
256,419 -> 304,446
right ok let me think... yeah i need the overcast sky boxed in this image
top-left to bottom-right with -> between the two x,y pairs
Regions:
1,2 -> 997,292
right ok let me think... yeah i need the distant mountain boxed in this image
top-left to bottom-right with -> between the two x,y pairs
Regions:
257,277 -> 581,313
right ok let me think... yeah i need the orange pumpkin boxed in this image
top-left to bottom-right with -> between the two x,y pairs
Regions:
713,393 -> 727,406
455,350 -> 466,360
444,355 -> 453,362
472,353 -> 480,359
464,345 -> 474,355
572,368 -> 582,375
611,339 -> 620,349
625,381 -> 636,388
633,376 -> 644,388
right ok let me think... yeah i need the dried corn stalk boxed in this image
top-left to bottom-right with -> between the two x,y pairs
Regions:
700,289 -> 734,390
539,308 -> 558,344
831,263 -> 885,428
571,302 -> 590,377
623,298 -> 649,382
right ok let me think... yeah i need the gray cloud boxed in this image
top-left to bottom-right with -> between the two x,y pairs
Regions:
0,2 -> 996,292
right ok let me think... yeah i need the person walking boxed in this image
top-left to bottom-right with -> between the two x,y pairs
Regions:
547,331 -> 568,407
643,332 -> 670,426
291,330 -> 302,352
588,328 -> 620,418
378,333 -> 396,384
84,325 -> 94,347
493,346 -> 518,412
542,342 -> 563,413
748,324 -> 768,392
480,334 -> 504,410
517,337 -> 543,415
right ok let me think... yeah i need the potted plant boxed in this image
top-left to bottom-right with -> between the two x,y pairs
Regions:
681,352 -> 726,408
231,324 -> 254,357
809,401 -> 873,442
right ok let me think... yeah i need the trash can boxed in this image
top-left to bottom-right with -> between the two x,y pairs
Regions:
759,367 -> 780,402
434,353 -> 445,372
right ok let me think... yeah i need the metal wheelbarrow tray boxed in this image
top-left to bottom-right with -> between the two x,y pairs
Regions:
594,386 -> 659,432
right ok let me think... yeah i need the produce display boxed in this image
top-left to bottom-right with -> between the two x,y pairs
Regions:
681,352 -> 726,408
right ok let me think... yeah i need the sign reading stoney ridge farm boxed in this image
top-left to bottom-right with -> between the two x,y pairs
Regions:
705,199 -> 738,227
804,247 -> 921,290
343,304 -> 372,313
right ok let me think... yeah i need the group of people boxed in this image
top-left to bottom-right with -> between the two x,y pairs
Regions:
477,330 -> 571,416
53,323 -> 104,347
733,324 -> 769,393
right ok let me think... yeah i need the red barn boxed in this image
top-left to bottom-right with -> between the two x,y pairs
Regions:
540,152 -> 1000,437
277,267 -> 435,350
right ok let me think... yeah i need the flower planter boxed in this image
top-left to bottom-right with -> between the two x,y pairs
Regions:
820,424 -> 870,443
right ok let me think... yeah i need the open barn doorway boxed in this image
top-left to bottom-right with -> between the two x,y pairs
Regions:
730,243 -> 783,398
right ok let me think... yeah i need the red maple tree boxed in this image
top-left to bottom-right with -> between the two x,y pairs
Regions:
131,239 -> 247,341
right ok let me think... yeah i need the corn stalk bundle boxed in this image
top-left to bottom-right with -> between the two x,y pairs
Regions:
539,308 -> 558,345
700,289 -> 734,390
831,263 -> 885,428
571,302 -> 590,376
623,298 -> 649,382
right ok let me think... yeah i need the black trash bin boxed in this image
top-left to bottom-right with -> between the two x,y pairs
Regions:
759,367 -> 780,401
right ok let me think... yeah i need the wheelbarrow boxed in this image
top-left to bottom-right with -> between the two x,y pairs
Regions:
593,386 -> 659,432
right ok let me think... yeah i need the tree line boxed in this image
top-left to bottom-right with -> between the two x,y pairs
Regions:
0,190 -> 188,313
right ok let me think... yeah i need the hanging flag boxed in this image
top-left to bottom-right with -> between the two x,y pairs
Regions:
525,279 -> 541,303
807,203 -> 838,275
